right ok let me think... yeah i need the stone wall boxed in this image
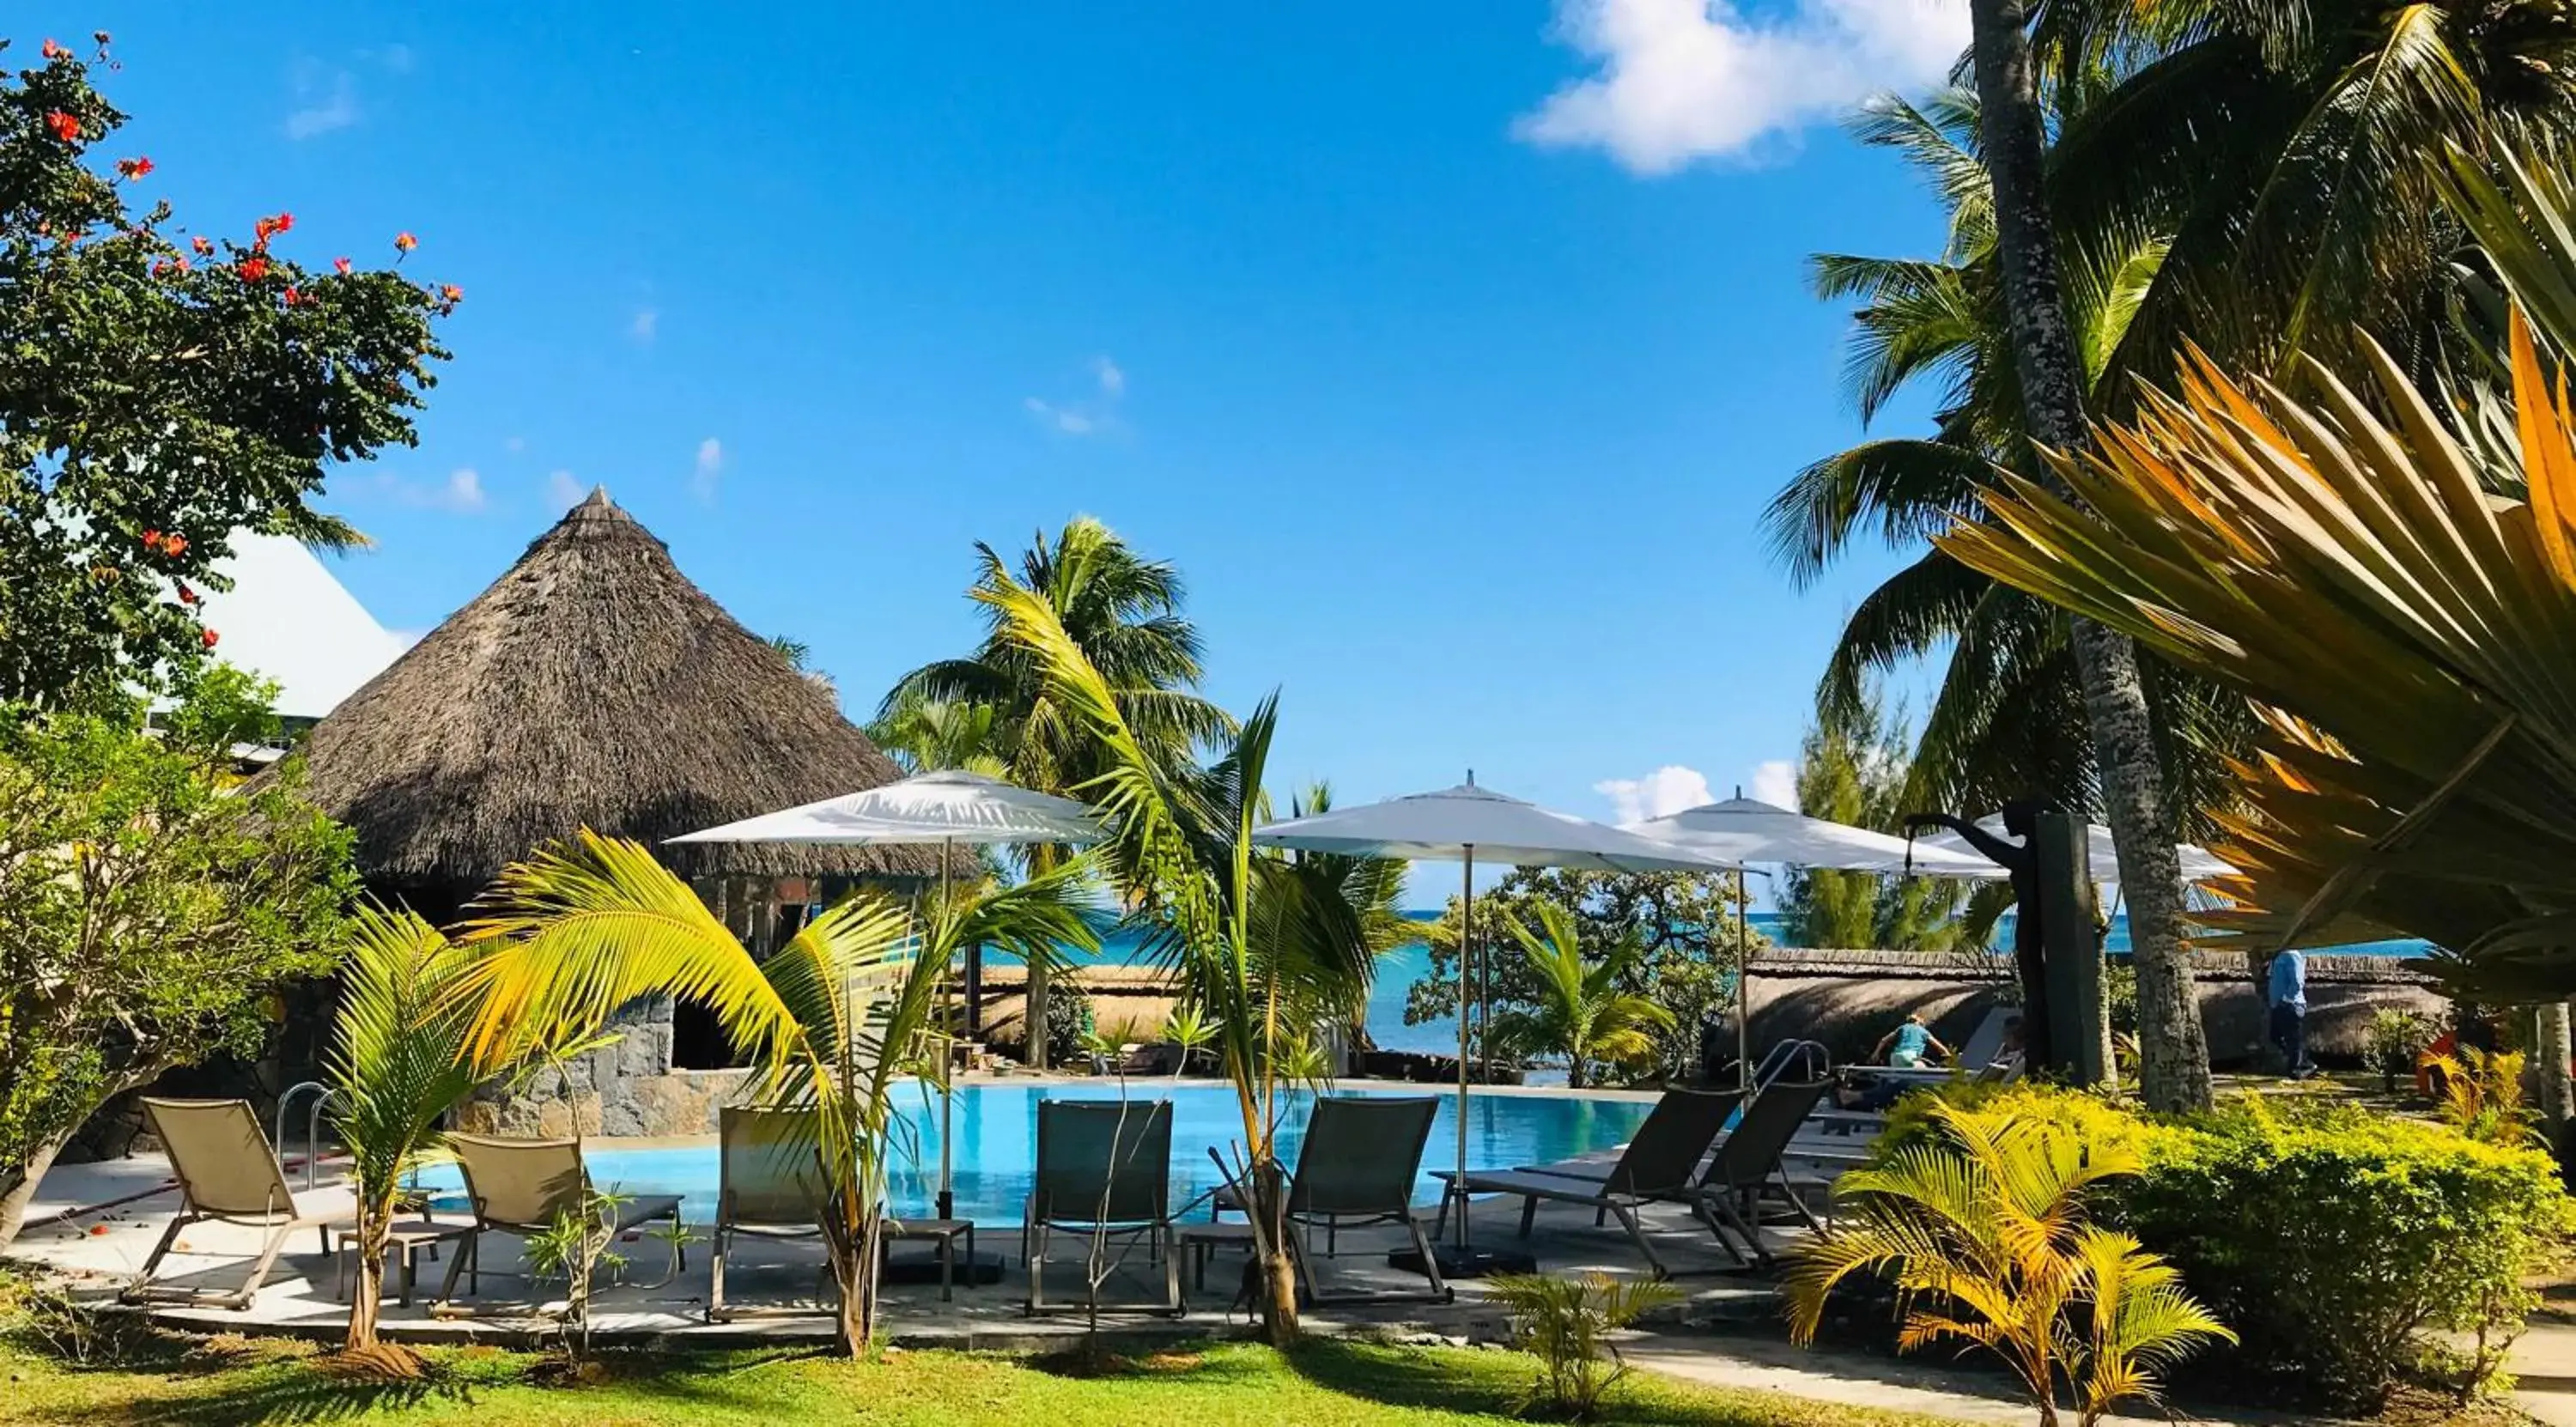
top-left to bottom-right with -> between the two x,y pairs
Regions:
453,996 -> 753,1139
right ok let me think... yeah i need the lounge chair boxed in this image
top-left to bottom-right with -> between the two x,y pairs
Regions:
1694,1077 -> 1836,1268
1024,1098 -> 1180,1316
122,1097 -> 343,1309
708,1107 -> 829,1321
434,1132 -> 684,1306
1236,1095 -> 1449,1304
1431,1086 -> 1742,1278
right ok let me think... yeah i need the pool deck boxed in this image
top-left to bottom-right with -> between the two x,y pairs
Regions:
4,1139 -> 1791,1350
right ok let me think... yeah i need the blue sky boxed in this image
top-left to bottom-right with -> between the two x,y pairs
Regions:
34,1 -> 1967,837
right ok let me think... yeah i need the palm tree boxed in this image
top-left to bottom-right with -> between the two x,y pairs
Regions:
971,566 -> 1379,1345
884,518 -> 1234,1067
1938,300 -> 2576,1001
328,908 -> 484,1358
1784,85 -> 2218,1106
1785,1102 -> 2235,1426
455,833 -> 1098,1352
1486,903 -> 1674,1090
866,686 -> 1006,777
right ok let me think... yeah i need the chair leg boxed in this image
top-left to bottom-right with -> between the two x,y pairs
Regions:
1704,1193 -> 1770,1269
939,1231 -> 954,1303
1163,1224 -> 1182,1315
1608,1201 -> 1668,1280
1026,1224 -> 1048,1315
437,1229 -> 476,1305
1404,1213 -> 1452,1303
228,1222 -> 297,1309
708,1224 -> 729,1322
1290,1220 -> 1324,1307
1517,1193 -> 1539,1240
122,1213 -> 191,1303
1692,1195 -> 1752,1267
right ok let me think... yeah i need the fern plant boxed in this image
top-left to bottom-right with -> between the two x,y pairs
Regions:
1486,1271 -> 1682,1420
1786,1102 -> 2233,1427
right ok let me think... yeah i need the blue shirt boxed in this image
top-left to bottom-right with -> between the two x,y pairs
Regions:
1892,1022 -> 1932,1058
2268,950 -> 2307,1010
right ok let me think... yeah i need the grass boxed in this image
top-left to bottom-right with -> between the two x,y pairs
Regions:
0,1331 -> 1978,1427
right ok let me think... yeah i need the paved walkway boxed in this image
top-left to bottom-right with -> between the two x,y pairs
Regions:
2514,1317 -> 2576,1424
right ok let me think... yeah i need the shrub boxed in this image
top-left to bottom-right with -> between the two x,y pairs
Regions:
1487,1271 -> 1680,1420
1862,1084 -> 2573,1409
2364,1008 -> 2439,1084
2124,1096 -> 2568,1407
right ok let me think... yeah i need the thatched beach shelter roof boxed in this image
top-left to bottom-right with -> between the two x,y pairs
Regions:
295,488 -> 939,906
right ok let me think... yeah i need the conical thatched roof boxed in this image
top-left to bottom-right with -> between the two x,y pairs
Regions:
297,488 -> 939,894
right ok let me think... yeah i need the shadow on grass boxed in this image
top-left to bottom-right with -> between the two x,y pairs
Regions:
1281,1336 -> 1874,1427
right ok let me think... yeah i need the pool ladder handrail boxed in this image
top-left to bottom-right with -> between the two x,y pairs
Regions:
275,1080 -> 338,1193
1749,1038 -> 1832,1091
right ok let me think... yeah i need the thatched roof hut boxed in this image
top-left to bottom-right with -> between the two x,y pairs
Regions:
295,488 -> 938,912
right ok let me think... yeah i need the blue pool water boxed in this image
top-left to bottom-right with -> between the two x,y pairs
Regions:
414,1082 -> 1655,1227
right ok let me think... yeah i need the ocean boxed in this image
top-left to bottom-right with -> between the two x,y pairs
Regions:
1041,910 -> 2430,1060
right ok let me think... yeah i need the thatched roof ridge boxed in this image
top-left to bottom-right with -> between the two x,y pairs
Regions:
296,488 -> 938,890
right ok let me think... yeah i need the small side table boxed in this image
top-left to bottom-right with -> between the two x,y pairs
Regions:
1177,1221 -> 1256,1296
884,1218 -> 976,1302
337,1220 -> 471,1308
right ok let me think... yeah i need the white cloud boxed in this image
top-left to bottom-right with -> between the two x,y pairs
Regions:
1023,398 -> 1096,436
285,70 -> 360,140
1025,355 -> 1128,437
629,307 -> 659,343
1749,758 -> 1801,811
1517,0 -> 1965,172
546,470 -> 585,509
691,438 -> 724,501
369,467 -> 485,513
1595,764 -> 1714,824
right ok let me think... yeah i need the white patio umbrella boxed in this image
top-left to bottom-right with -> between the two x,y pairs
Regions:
1911,815 -> 2238,887
1624,796 -> 2004,1089
1249,775 -> 1741,1273
669,768 -> 1103,1219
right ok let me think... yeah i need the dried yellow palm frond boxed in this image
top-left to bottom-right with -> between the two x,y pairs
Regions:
1938,309 -> 2576,996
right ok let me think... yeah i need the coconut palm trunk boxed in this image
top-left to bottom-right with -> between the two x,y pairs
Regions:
1966,0 -> 2211,1111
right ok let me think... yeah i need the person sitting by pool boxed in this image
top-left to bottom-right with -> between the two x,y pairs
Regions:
1838,1016 -> 2021,1114
1874,1011 -> 1950,1069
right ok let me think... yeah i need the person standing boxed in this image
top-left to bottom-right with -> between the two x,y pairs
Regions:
2267,947 -> 2314,1079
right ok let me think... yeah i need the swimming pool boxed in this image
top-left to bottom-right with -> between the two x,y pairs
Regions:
414,1082 -> 1655,1226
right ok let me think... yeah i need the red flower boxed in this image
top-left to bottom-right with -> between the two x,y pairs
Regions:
191,235 -> 213,255
333,256 -> 352,275
176,584 -> 197,605
45,112 -> 79,143
141,529 -> 163,551
150,259 -> 172,277
162,534 -> 188,556
201,628 -> 220,650
393,231 -> 417,254
283,286 -> 303,306
440,284 -> 462,303
237,256 -> 269,282
275,212 -> 295,234
174,256 -> 190,271
87,1224 -> 107,1238
41,39 -> 67,59
116,155 -> 152,180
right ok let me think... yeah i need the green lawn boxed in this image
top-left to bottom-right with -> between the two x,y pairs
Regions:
0,1333 -> 1972,1427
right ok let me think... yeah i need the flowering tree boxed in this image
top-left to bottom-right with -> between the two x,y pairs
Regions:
0,35 -> 455,711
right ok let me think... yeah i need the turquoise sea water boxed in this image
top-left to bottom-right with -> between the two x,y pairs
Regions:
413,1082 -> 1655,1227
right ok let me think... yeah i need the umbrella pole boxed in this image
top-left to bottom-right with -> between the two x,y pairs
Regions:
938,839 -> 955,1222
1454,847 -> 1474,1248
1736,866 -> 1752,1093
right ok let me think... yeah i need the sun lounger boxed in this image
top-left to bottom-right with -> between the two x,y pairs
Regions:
1693,1077 -> 1835,1268
1431,1086 -> 1742,1278
435,1132 -> 684,1306
1024,1098 -> 1181,1315
708,1107 -> 830,1321
122,1097 -> 343,1310
1273,1095 -> 1449,1303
